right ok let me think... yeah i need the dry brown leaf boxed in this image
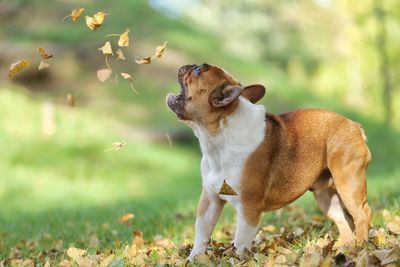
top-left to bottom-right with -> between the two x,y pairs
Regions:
66,247 -> 94,266
67,94 -> 76,107
119,213 -> 134,224
8,59 -> 30,78
85,12 -> 107,30
37,47 -> 53,59
383,209 -> 400,235
153,41 -> 167,58
300,252 -> 322,267
135,57 -> 151,65
97,68 -> 112,82
218,180 -> 237,196
38,61 -> 50,70
120,73 -> 137,93
98,41 -> 113,56
118,29 -> 130,47
116,49 -> 126,60
61,8 -> 85,22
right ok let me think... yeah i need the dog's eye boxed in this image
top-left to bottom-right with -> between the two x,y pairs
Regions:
194,66 -> 201,76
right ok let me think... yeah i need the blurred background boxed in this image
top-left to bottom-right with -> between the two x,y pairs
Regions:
0,0 -> 399,259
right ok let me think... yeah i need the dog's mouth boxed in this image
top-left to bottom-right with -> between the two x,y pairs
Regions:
166,64 -> 196,120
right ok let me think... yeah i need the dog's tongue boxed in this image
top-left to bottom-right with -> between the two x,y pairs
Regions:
177,64 -> 196,89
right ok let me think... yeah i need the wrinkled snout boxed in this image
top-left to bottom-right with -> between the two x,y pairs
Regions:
166,93 -> 186,119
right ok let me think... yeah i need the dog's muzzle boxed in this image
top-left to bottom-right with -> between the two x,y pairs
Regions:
166,64 -> 196,119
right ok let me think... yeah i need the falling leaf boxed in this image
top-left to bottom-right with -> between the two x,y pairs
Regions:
61,7 -> 85,22
119,213 -> 134,224
116,49 -> 126,60
37,48 -> 53,59
97,68 -> 112,82
218,180 -> 237,196
38,61 -> 50,70
8,59 -> 30,78
98,41 -> 113,56
118,29 -> 130,47
120,73 -> 137,94
135,57 -> 151,65
104,141 -> 127,152
153,41 -> 167,58
85,12 -> 107,31
67,94 -> 76,107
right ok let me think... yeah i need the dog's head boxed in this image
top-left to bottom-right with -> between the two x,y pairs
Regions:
166,63 -> 265,123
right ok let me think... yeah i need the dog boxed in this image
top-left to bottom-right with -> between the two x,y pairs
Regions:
166,63 -> 372,260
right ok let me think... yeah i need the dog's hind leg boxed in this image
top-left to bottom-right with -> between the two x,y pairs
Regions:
313,184 -> 355,244
327,139 -> 372,243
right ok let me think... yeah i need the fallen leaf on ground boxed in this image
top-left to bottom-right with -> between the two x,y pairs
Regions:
118,29 -> 130,47
97,68 -> 112,82
85,12 -> 108,30
37,47 -> 53,59
67,247 -> 94,266
383,209 -> 400,235
153,41 -> 167,58
67,94 -> 76,107
8,59 -> 30,78
119,213 -> 134,224
218,180 -> 237,195
38,61 -> 50,70
116,49 -> 126,60
61,7 -> 85,22
135,57 -> 151,65
371,248 -> 400,265
104,141 -> 127,152
98,41 -> 113,56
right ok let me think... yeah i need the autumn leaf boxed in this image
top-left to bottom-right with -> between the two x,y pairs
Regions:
67,247 -> 95,266
98,41 -> 113,56
61,7 -> 85,22
104,141 -> 127,152
371,248 -> 400,265
135,57 -> 151,65
218,180 -> 237,195
8,59 -> 30,78
116,49 -> 126,60
67,93 -> 76,107
118,29 -> 130,47
97,68 -> 112,82
153,41 -> 167,58
118,213 -> 134,224
38,61 -> 50,71
37,47 -> 53,59
85,12 -> 108,31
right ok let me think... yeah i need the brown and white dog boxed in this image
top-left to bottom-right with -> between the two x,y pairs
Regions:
166,64 -> 372,260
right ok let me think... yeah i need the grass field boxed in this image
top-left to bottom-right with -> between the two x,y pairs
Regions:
0,0 -> 399,265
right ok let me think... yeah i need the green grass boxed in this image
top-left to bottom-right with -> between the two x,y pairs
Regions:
0,0 -> 399,264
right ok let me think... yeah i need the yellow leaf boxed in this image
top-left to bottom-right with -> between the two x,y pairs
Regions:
372,228 -> 387,247
71,8 -> 85,22
135,57 -> 151,65
8,59 -> 30,78
37,47 -> 53,59
38,61 -> 50,70
66,247 -> 95,267
218,180 -> 237,195
97,68 -> 112,82
62,8 -> 85,22
118,28 -> 130,47
85,12 -> 107,31
153,41 -> 167,58
119,213 -> 134,223
116,49 -> 126,60
98,41 -> 113,56
67,93 -> 76,107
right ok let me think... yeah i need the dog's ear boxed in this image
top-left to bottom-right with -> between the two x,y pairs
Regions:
241,84 -> 266,103
210,84 -> 242,108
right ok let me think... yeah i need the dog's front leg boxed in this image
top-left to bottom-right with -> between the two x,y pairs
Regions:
233,207 -> 261,256
188,189 -> 225,261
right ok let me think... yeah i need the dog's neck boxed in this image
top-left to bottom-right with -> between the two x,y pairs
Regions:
190,97 -> 266,161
